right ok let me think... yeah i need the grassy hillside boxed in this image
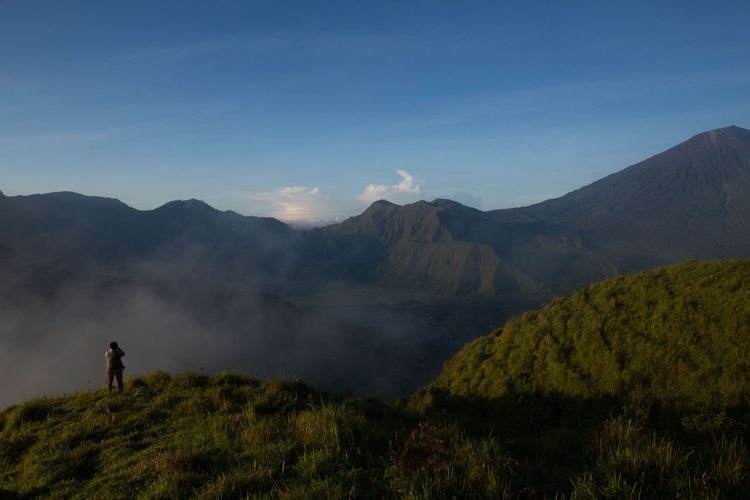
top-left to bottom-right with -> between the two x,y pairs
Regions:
3,371 -> 749,499
422,260 -> 750,412
2,261 -> 750,498
0,372 -> 535,499
2,371 -> 749,499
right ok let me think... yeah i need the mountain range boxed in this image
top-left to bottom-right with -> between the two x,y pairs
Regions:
4,125 -> 749,298
1,125 -> 749,400
317,125 -> 750,295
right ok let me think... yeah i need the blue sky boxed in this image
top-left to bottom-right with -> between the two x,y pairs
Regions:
1,1 -> 749,224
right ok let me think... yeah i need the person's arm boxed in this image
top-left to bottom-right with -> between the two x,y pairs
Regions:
117,348 -> 125,357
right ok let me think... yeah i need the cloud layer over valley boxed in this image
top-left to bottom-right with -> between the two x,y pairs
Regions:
0,251 -> 487,409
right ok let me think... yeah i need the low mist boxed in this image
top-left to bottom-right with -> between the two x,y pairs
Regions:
0,267 -> 451,409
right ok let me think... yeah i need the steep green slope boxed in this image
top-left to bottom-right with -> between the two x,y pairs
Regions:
424,260 -> 750,411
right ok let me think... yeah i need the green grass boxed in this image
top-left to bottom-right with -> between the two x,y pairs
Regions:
422,260 -> 750,412
2,371 -> 748,498
0,372 -> 538,499
2,260 -> 750,498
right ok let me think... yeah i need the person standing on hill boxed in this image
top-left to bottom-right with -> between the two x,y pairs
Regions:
105,341 -> 126,392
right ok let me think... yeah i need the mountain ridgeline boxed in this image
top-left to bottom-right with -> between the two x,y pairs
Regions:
2,126 -> 749,298
0,192 -> 294,289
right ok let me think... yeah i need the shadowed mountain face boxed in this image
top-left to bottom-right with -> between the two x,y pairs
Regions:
493,125 -> 750,260
309,198 -> 615,296
307,200 -> 516,295
0,192 -> 297,290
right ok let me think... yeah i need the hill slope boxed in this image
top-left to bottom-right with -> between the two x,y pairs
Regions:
422,260 -> 750,411
0,373 -> 530,499
3,262 -> 750,498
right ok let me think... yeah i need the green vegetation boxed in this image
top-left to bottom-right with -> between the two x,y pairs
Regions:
424,259 -> 750,411
406,260 -> 750,497
2,260 -> 750,498
0,372 -> 529,499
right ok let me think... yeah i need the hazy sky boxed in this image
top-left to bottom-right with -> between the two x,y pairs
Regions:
1,1 -> 749,223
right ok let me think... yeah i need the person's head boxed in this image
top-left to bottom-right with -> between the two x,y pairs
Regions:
110,341 -> 119,350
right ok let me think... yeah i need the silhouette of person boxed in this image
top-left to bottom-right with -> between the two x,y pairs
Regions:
105,341 -> 126,392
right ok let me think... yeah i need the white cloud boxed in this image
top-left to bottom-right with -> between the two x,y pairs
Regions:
242,186 -> 330,223
357,170 -> 423,204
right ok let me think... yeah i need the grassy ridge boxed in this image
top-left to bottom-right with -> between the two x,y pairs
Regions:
2,371 -> 748,498
2,260 -> 750,498
0,372 -> 528,499
424,260 -> 750,411
403,260 -> 750,497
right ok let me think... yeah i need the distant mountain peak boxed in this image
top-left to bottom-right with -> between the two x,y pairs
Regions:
360,199 -> 399,217
371,199 -> 397,207
686,125 -> 750,147
430,198 -> 482,214
156,198 -> 216,213
431,198 -> 461,206
492,124 -> 750,258
47,190 -> 100,199
28,191 -> 132,210
182,198 -> 212,210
